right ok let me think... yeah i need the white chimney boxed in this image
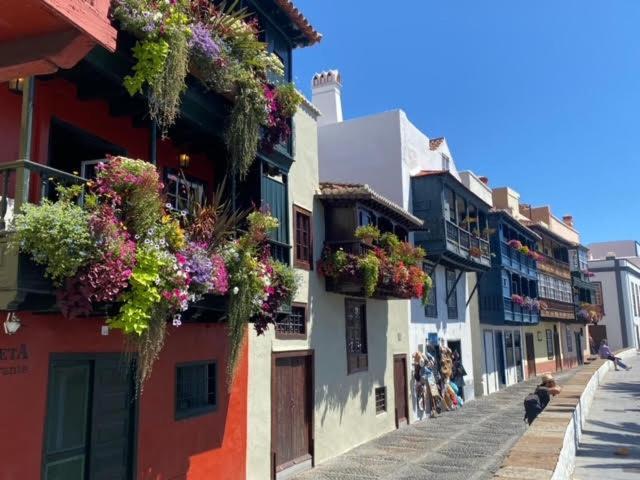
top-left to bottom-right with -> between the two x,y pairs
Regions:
312,70 -> 343,127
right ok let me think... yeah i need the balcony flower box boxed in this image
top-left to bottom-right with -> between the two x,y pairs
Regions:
318,228 -> 432,302
12,157 -> 298,388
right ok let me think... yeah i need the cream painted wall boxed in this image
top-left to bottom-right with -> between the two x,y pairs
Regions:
246,101 -> 413,479
468,273 -> 486,398
312,295 -> 410,463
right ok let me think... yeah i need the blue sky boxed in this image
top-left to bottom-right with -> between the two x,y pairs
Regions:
293,0 -> 640,244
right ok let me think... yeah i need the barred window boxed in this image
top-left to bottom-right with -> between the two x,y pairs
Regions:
375,387 -> 387,414
275,304 -> 307,339
424,265 -> 437,318
176,362 -> 217,419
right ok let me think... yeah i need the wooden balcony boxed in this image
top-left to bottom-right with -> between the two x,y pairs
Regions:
442,220 -> 491,269
540,298 -> 576,321
322,241 -> 410,300
0,0 -> 116,81
0,160 -> 86,310
502,298 -> 540,324
538,254 -> 571,280
499,242 -> 538,277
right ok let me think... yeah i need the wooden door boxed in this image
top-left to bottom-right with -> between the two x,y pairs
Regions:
272,352 -> 313,475
393,355 -> 409,427
483,331 -> 498,394
553,326 -> 562,371
525,333 -> 536,379
590,325 -> 607,353
43,355 -> 135,480
89,357 -> 135,480
575,333 -> 584,365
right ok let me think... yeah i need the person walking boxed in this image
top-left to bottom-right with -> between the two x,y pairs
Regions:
598,339 -> 632,371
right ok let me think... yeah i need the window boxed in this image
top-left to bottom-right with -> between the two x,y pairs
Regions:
358,208 -> 376,227
592,282 -> 604,311
444,187 -> 456,223
424,265 -> 437,318
345,299 -> 368,374
446,269 -> 459,319
176,362 -> 217,419
275,303 -> 307,339
261,163 -> 290,263
293,205 -> 312,270
375,387 -> 387,414
546,330 -> 554,360
537,273 -> 572,302
165,170 -> 205,211
505,331 -> 515,367
441,153 -> 450,171
566,327 -> 573,352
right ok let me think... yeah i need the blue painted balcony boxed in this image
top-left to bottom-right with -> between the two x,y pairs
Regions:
411,171 -> 492,272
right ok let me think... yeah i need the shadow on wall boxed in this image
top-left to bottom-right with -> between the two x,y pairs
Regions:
139,324 -> 247,480
308,269 -> 389,427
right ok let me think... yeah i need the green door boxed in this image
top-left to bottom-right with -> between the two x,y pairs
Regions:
43,356 -> 135,480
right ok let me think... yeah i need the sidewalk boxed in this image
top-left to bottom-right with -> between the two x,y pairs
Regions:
574,353 -> 640,480
293,369 -> 577,480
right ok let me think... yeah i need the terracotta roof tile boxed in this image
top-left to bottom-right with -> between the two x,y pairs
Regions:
317,182 -> 423,229
273,0 -> 322,46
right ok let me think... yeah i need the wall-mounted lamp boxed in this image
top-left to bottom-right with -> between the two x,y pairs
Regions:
179,153 -> 190,169
3,312 -> 21,335
7,78 -> 24,94
537,331 -> 542,342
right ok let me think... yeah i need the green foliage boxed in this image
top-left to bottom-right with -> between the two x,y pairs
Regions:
276,84 -> 303,118
273,261 -> 299,305
14,200 -> 95,285
109,246 -> 164,335
124,39 -> 170,97
422,274 -> 433,304
359,252 -> 380,297
355,225 -> 381,242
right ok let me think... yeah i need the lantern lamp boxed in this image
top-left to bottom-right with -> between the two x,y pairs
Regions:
179,153 -> 190,169
8,78 -> 24,94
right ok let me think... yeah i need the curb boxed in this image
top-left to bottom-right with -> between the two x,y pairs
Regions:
492,348 -> 637,480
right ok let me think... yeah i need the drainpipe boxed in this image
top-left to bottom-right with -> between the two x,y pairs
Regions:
149,120 -> 157,165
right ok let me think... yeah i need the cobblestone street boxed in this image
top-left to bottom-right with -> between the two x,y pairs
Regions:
294,370 -> 577,480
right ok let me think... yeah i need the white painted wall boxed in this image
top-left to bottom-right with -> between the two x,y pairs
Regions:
316,106 -> 478,422
589,258 -> 640,350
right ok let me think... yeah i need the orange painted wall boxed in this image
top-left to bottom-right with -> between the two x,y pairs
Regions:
0,313 -> 248,480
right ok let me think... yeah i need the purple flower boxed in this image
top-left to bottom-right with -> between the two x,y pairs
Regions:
190,23 -> 220,60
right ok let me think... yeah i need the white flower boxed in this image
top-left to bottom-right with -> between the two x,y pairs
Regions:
232,286 -> 239,295
154,12 -> 163,21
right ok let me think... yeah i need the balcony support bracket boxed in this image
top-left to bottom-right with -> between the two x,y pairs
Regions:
466,272 -> 483,307
446,270 -> 465,303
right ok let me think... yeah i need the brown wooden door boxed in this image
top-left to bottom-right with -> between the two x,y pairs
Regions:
393,355 -> 409,427
272,352 -> 313,475
525,333 -> 536,378
553,326 -> 562,371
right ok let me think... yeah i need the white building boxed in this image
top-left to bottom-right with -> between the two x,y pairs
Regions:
588,241 -> 640,351
312,70 -> 491,411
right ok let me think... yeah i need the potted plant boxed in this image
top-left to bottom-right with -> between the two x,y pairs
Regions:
511,294 -> 525,306
355,225 -> 381,245
507,239 -> 523,250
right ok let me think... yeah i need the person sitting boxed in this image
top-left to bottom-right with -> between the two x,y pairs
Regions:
598,339 -> 632,371
524,373 -> 562,425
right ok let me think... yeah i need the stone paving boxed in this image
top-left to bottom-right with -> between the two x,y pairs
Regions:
294,369 -> 577,480
574,354 -> 640,480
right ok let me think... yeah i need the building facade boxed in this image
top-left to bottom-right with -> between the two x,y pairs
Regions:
0,2 -> 321,479
477,205 -> 541,395
588,241 -> 640,351
247,99 -> 418,478
312,72 -> 484,411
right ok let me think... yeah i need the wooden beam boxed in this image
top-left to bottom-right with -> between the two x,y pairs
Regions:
41,0 -> 117,51
0,30 -> 94,82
